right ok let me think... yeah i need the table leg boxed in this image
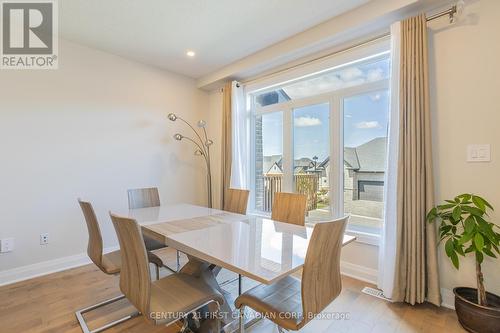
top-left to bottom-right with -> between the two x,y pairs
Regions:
179,256 -> 262,332
179,256 -> 234,323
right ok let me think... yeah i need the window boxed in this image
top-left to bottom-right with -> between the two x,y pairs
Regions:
342,90 -> 389,234
249,44 -> 390,236
254,112 -> 283,212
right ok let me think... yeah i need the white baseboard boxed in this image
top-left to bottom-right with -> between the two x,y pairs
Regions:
340,262 -> 455,310
441,288 -> 455,310
340,261 -> 378,285
0,246 -> 118,287
0,250 -> 458,311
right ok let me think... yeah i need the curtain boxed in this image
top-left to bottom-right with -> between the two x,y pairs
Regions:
230,81 -> 249,190
221,82 -> 232,208
378,20 -> 401,301
378,14 -> 441,306
221,81 -> 248,208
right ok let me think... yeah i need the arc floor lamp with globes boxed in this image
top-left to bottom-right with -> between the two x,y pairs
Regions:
168,113 -> 213,208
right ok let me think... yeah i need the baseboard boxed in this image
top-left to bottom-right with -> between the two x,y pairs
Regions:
0,250 -> 458,311
340,261 -> 378,285
0,246 -> 118,287
441,288 -> 455,310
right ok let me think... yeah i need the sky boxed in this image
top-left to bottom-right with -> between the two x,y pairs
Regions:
260,59 -> 390,161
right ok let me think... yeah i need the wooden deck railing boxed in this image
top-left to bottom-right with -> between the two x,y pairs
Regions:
263,174 -> 319,212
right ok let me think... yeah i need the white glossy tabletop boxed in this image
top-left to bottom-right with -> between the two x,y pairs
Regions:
123,204 -> 355,284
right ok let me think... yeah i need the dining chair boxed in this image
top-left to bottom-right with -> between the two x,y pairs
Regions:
223,188 -> 250,215
127,187 -> 161,210
235,216 -> 348,332
76,199 -> 140,333
127,187 -> 181,275
271,192 -> 307,226
110,213 -> 224,332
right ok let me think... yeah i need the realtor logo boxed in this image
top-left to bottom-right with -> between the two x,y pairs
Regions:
1,0 -> 58,69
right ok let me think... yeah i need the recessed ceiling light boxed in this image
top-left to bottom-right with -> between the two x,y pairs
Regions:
186,50 -> 196,57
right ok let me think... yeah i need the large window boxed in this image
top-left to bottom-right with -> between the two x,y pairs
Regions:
343,90 -> 389,234
249,47 -> 390,236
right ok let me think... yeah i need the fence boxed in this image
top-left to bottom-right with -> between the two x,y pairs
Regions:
262,174 -> 319,212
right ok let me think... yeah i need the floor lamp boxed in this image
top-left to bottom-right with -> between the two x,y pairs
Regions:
168,113 -> 213,208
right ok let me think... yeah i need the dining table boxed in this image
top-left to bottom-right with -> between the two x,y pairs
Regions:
121,203 -> 356,332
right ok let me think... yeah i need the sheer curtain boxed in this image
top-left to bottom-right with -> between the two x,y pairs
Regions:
378,21 -> 401,300
230,81 -> 250,190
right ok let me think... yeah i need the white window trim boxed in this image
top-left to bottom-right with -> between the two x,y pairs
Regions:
246,44 -> 390,244
245,38 -> 390,94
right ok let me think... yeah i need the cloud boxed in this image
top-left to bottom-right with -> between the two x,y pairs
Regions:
294,116 -> 322,127
339,67 -> 363,81
367,68 -> 384,82
355,121 -> 380,129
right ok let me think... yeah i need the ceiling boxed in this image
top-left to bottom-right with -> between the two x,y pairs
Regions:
59,0 -> 371,78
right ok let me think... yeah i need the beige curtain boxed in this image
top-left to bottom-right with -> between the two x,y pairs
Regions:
392,14 -> 441,306
221,82 -> 232,209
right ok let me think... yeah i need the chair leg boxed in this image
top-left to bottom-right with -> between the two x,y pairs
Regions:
214,300 -> 221,333
75,294 -> 139,333
176,250 -> 181,272
179,317 -> 189,333
216,314 -> 221,333
155,264 -> 160,280
239,306 -> 245,333
238,274 -> 242,295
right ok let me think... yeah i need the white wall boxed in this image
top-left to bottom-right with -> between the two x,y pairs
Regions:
429,0 -> 500,296
0,40 -> 208,276
207,0 -> 500,301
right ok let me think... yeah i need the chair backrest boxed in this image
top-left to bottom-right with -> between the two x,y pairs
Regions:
78,199 -> 103,269
301,216 -> 348,324
127,187 -> 161,209
223,188 -> 250,215
271,192 -> 307,226
110,214 -> 151,315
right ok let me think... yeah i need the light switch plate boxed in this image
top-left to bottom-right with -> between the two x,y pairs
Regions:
0,238 -> 15,253
467,144 -> 491,162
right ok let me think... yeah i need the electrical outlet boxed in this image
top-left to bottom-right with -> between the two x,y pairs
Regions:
0,238 -> 15,253
40,233 -> 49,245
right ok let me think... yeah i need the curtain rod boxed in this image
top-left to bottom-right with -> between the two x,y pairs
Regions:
237,4 -> 458,87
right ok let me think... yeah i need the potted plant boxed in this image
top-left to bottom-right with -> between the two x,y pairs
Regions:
427,194 -> 500,333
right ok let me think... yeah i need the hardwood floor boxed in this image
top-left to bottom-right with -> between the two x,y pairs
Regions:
0,248 -> 466,333
247,276 -> 467,333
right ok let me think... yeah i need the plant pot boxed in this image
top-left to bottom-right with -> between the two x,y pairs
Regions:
454,287 -> 500,333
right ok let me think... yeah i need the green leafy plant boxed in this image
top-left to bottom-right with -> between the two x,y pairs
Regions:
427,194 -> 500,306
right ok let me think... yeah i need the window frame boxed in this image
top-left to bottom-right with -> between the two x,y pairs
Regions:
246,45 -> 390,243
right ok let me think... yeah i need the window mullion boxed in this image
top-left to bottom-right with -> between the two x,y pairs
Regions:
282,108 -> 293,193
331,94 -> 344,218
